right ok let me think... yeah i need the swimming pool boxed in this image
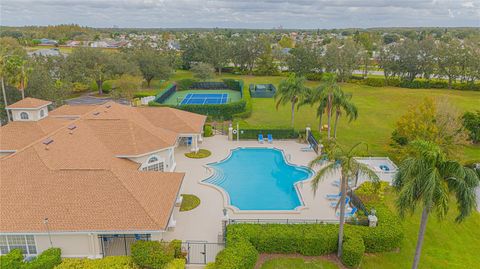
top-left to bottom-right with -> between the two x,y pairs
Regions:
203,148 -> 313,210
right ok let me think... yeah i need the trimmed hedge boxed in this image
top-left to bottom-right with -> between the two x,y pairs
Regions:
341,235 -> 365,268
215,238 -> 258,269
21,248 -> 62,269
56,256 -> 138,269
204,124 -> 213,137
164,258 -> 186,269
211,182 -> 403,269
0,248 -> 23,269
350,76 -> 480,91
237,128 -> 299,140
130,241 -> 174,269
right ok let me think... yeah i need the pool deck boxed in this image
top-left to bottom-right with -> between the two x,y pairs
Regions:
161,135 -> 341,243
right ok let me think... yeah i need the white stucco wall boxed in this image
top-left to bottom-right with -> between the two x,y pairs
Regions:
10,107 -> 48,122
35,233 -> 102,258
126,147 -> 176,172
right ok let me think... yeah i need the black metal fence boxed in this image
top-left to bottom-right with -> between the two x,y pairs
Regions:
307,131 -> 319,154
229,218 -> 368,226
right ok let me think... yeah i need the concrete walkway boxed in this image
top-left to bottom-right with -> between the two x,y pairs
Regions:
162,135 -> 341,243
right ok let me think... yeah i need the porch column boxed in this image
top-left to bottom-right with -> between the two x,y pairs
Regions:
191,135 -> 199,153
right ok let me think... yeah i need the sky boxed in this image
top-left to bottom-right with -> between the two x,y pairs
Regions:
1,0 -> 479,29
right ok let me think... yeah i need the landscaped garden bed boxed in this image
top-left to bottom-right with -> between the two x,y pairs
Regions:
185,149 -> 211,159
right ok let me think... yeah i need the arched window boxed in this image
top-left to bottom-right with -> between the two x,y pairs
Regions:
20,112 -> 29,120
148,156 -> 159,163
40,110 -> 45,117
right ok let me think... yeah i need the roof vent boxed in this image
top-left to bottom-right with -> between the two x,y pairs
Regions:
93,112 -> 100,116
106,105 -> 111,108
67,124 -> 77,130
42,138 -> 54,145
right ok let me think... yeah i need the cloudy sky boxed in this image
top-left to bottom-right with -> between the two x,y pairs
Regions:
1,0 -> 479,28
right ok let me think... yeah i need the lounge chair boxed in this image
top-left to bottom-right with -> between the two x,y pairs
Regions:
267,134 -> 273,143
258,134 -> 264,143
336,207 -> 358,218
325,192 -> 342,200
329,197 -> 350,208
300,145 -> 314,152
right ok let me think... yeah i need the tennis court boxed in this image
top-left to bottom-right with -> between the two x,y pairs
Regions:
180,93 -> 229,105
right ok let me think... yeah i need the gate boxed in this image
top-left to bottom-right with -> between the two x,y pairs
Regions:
182,241 -> 225,264
307,131 -> 319,154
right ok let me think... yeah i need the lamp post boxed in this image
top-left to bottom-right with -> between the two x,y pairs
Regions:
44,218 -> 53,247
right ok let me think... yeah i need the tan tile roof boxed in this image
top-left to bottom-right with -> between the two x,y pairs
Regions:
136,107 -> 207,134
6,97 -> 52,109
0,148 -> 183,233
0,117 -> 74,151
49,104 -> 98,117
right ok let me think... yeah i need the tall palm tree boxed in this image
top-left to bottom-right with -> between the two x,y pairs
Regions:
6,55 -> 28,99
332,91 -> 358,138
309,142 -> 379,257
394,140 -> 479,269
0,54 -> 9,122
314,74 -> 341,138
274,74 -> 309,127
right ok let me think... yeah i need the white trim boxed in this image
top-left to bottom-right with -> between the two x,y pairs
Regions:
0,150 -> 16,153
0,230 -> 165,236
6,104 -> 51,110
116,146 -> 176,158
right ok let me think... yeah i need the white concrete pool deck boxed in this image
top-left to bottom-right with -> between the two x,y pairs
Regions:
161,135 -> 342,243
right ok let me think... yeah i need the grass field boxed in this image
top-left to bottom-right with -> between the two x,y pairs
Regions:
260,257 -> 339,269
162,71 -> 480,161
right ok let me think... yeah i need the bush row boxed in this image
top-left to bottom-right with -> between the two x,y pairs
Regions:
349,76 -> 480,91
210,182 -> 403,269
55,256 -> 138,269
130,241 -> 174,269
0,248 -> 62,269
237,128 -> 299,139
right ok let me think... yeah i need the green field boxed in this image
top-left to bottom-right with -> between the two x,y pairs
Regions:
162,71 -> 480,161
261,257 -> 339,269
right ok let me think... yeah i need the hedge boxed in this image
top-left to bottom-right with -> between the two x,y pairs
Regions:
56,256 -> 138,269
150,100 -> 247,120
0,248 -> 23,269
349,76 -> 480,91
130,241 -> 174,269
210,182 -> 404,269
164,258 -> 186,269
176,79 -> 196,91
215,238 -> 258,269
22,248 -> 61,269
204,124 -> 213,137
341,235 -> 365,268
237,128 -> 299,140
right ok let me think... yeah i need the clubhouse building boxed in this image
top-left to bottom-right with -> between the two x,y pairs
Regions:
0,98 -> 206,258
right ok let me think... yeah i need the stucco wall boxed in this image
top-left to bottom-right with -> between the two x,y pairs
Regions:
127,148 -> 176,172
35,233 -> 101,258
11,107 -> 48,122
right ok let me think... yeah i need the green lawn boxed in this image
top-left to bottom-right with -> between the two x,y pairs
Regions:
360,191 -> 480,269
164,71 -> 480,161
261,257 -> 339,269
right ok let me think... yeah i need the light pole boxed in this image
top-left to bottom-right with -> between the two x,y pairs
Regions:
44,218 -> 53,247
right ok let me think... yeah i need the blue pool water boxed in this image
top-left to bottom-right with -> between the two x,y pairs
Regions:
203,148 -> 313,210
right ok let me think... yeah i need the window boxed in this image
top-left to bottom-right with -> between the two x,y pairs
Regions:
0,235 -> 36,255
141,156 -> 164,172
20,112 -> 29,120
40,109 -> 45,118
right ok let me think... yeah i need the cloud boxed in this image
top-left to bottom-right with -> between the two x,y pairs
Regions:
1,0 -> 479,28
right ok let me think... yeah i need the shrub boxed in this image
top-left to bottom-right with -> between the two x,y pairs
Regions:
204,124 -> 213,137
176,79 -> 196,91
180,194 -> 201,211
205,262 -> 217,269
90,80 -> 113,93
22,248 -> 61,269
0,248 -> 23,269
305,73 -> 323,81
184,149 -> 211,159
164,258 -> 186,269
56,256 -> 138,269
169,240 -> 183,259
341,235 -> 365,268
72,82 -> 89,93
237,128 -> 299,139
215,238 -> 258,269
131,241 -> 174,269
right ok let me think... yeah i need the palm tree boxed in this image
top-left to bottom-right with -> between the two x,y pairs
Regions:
0,54 -> 9,122
394,140 -> 479,269
274,74 -> 309,127
6,55 -> 28,99
332,91 -> 358,138
309,142 -> 380,257
314,74 -> 342,138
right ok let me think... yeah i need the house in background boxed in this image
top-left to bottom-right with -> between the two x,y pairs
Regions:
37,38 -> 58,45
0,98 -> 206,258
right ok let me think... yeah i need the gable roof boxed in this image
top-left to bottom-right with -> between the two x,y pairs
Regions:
136,107 -> 207,134
6,97 -> 52,109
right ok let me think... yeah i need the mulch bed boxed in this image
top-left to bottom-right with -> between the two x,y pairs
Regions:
255,253 -> 348,269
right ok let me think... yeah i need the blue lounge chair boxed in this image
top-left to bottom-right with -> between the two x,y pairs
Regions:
258,134 -> 264,143
325,192 -> 342,200
336,207 -> 358,218
330,197 -> 350,208
267,134 -> 273,143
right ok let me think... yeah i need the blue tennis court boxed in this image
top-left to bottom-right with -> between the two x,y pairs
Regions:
180,93 -> 229,105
